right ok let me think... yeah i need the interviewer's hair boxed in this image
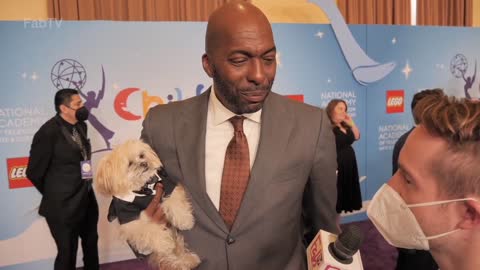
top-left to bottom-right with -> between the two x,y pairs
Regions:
414,94 -> 480,197
411,88 -> 444,124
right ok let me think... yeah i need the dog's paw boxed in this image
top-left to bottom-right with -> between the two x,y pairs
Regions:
146,230 -> 201,270
151,253 -> 200,270
180,252 -> 201,269
174,234 -> 201,268
162,185 -> 195,230
120,214 -> 176,254
153,252 -> 201,270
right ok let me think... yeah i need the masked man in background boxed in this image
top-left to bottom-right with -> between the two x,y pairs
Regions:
27,88 -> 99,270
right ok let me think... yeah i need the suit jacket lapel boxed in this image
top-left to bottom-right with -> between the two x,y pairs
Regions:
175,88 -> 228,232
232,93 -> 294,232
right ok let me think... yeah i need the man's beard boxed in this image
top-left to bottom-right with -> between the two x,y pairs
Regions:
212,70 -> 273,114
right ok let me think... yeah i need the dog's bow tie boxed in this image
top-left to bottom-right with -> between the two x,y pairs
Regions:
133,186 -> 154,196
133,172 -> 162,196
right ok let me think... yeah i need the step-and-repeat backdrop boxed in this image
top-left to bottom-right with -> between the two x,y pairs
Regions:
1,18 -> 479,269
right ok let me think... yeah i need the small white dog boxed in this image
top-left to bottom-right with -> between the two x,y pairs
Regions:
95,139 -> 201,270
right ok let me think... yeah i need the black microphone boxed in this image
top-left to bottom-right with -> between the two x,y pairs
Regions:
328,225 -> 364,264
307,225 -> 365,269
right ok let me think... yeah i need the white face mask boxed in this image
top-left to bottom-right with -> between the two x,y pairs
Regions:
367,184 -> 477,250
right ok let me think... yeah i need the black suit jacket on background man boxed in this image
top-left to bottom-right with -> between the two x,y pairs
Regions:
27,115 -> 95,223
141,89 -> 338,270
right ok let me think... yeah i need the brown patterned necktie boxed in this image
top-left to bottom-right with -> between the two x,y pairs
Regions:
219,116 -> 250,230
72,127 -> 82,147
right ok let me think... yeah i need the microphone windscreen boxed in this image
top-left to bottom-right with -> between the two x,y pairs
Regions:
337,225 -> 364,256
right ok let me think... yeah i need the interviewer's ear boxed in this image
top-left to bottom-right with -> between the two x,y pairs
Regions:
202,53 -> 213,78
457,199 -> 480,230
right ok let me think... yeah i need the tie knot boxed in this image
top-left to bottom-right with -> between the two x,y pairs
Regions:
229,116 -> 245,132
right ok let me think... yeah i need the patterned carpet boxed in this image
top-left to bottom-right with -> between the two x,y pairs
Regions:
351,219 -> 398,270
84,219 -> 398,270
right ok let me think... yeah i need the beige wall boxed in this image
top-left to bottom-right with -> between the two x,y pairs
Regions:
0,0 -> 329,23
0,0 -> 48,20
474,0 -> 480,27
252,0 -> 330,24
0,0 -> 478,26
254,0 -> 480,26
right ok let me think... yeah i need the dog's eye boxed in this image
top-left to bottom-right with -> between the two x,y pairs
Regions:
128,161 -> 133,167
139,153 -> 145,159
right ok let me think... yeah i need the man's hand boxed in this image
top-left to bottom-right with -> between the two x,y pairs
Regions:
144,183 -> 166,224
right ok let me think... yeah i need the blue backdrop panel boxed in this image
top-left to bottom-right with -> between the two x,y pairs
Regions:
365,25 -> 480,202
1,20 -> 479,269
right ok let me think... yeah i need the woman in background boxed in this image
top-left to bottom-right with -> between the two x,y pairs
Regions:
326,99 -> 362,213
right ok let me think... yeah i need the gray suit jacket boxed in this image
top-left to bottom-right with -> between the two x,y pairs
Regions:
141,89 -> 337,270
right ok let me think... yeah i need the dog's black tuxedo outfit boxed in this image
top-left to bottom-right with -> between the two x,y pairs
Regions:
107,168 -> 177,224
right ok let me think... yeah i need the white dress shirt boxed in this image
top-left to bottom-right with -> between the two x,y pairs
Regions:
205,86 -> 261,210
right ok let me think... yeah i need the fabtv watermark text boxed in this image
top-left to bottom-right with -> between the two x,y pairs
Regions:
24,18 -> 62,29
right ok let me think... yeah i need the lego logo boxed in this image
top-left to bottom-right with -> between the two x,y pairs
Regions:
387,97 -> 403,107
6,157 -> 33,189
10,166 -> 27,179
386,90 -> 405,114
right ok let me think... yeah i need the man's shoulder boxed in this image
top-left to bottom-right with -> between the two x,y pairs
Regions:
36,116 -> 58,135
29,117 -> 58,144
147,93 -> 206,116
268,92 -> 324,116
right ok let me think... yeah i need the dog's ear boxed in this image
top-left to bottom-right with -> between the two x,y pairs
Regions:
143,141 -> 162,168
94,157 -> 114,195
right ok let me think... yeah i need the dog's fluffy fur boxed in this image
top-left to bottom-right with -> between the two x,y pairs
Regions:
95,140 -> 200,270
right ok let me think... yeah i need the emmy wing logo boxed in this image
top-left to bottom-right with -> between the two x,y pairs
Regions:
386,90 -> 404,114
450,54 -> 477,100
6,157 -> 34,189
51,58 -> 114,153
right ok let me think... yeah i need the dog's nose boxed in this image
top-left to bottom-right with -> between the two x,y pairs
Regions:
140,162 -> 148,167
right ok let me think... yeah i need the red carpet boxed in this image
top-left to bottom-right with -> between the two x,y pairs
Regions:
86,220 -> 398,270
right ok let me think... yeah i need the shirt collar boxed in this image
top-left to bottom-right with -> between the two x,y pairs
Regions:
209,85 -> 262,126
56,114 -> 76,132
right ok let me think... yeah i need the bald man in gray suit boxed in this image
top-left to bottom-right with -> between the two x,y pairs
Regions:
141,2 -> 338,269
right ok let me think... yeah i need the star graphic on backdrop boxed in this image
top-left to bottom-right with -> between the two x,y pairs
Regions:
315,32 -> 324,39
391,37 -> 397,44
327,78 -> 332,83
276,52 -> 282,68
112,83 -> 119,90
435,63 -> 445,69
21,72 -> 27,79
402,61 -> 412,79
31,72 -> 38,80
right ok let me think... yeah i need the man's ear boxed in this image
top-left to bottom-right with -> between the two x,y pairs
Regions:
59,104 -> 69,114
457,199 -> 480,230
202,53 -> 213,78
